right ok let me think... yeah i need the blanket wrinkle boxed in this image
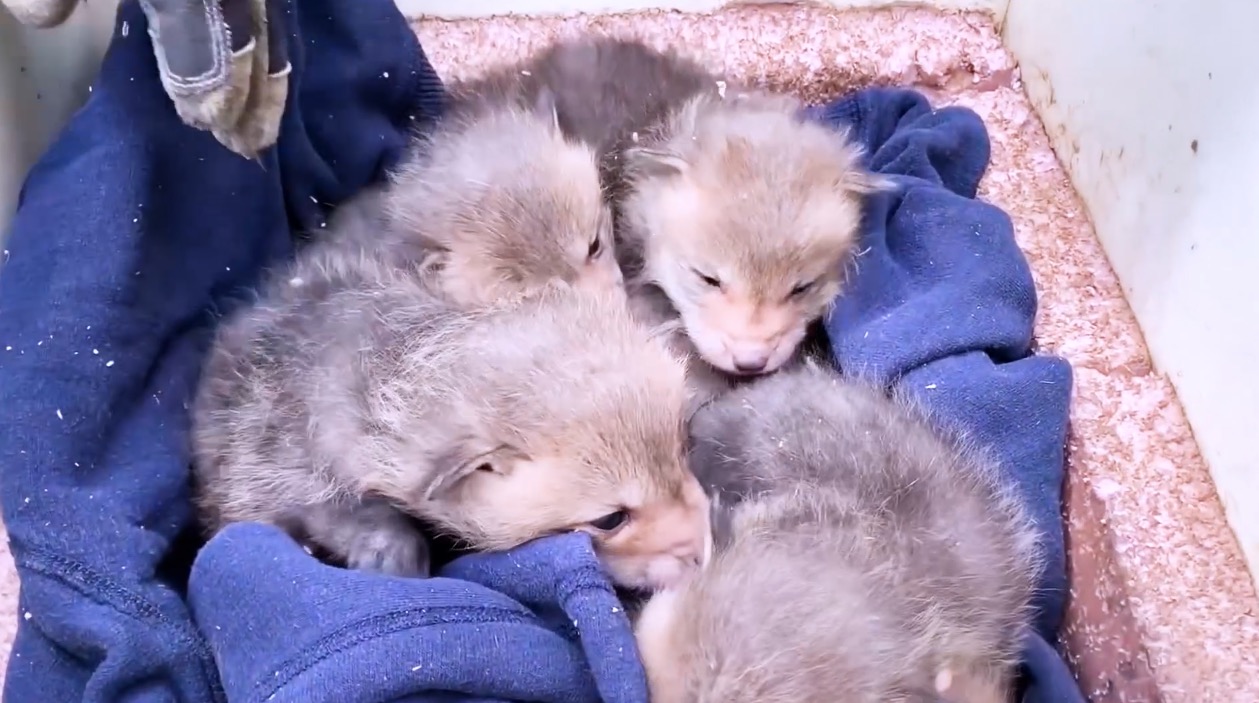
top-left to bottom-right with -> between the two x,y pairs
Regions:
0,2 -> 1081,702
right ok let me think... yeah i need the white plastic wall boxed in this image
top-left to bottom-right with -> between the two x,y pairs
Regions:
2,0 -> 1254,582
0,1 -> 119,241
1002,0 -> 1259,583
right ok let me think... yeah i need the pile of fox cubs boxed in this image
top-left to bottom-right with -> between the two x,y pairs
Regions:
190,35 -> 1042,703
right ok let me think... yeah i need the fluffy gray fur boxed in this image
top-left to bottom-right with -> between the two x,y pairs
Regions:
323,91 -> 621,310
634,361 -> 1043,703
191,243 -> 708,586
442,37 -> 723,290
444,38 -> 742,404
446,35 -> 716,202
449,37 -> 890,395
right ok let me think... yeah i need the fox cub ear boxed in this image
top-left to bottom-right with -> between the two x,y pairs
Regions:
626,147 -> 690,179
422,438 -> 519,501
845,168 -> 898,195
532,85 -> 561,132
828,137 -> 897,195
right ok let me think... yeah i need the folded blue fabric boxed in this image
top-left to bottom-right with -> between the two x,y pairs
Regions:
0,0 -> 1082,701
189,524 -> 644,703
0,0 -> 442,700
809,93 -> 1080,703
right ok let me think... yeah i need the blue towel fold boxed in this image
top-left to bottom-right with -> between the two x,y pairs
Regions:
0,1 -> 1082,701
189,524 -> 641,703
809,93 -> 1079,703
0,0 -> 441,701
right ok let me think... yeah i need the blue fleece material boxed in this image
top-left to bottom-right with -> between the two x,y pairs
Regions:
808,92 -> 1079,703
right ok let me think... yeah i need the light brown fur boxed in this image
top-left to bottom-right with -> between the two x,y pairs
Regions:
438,37 -> 881,400
622,89 -> 893,377
365,96 -> 623,308
633,362 -> 1041,703
625,282 -> 735,417
192,245 -> 708,587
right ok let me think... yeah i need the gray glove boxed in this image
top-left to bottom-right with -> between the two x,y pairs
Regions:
3,0 -> 291,159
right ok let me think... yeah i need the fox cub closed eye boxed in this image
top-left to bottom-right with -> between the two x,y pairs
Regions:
788,280 -> 816,298
590,509 -> 630,531
693,269 -> 721,289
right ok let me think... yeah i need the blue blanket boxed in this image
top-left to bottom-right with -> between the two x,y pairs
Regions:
0,1 -> 1082,701
808,95 -> 1080,702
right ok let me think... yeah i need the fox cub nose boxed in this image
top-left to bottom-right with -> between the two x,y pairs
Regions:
732,351 -> 770,374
